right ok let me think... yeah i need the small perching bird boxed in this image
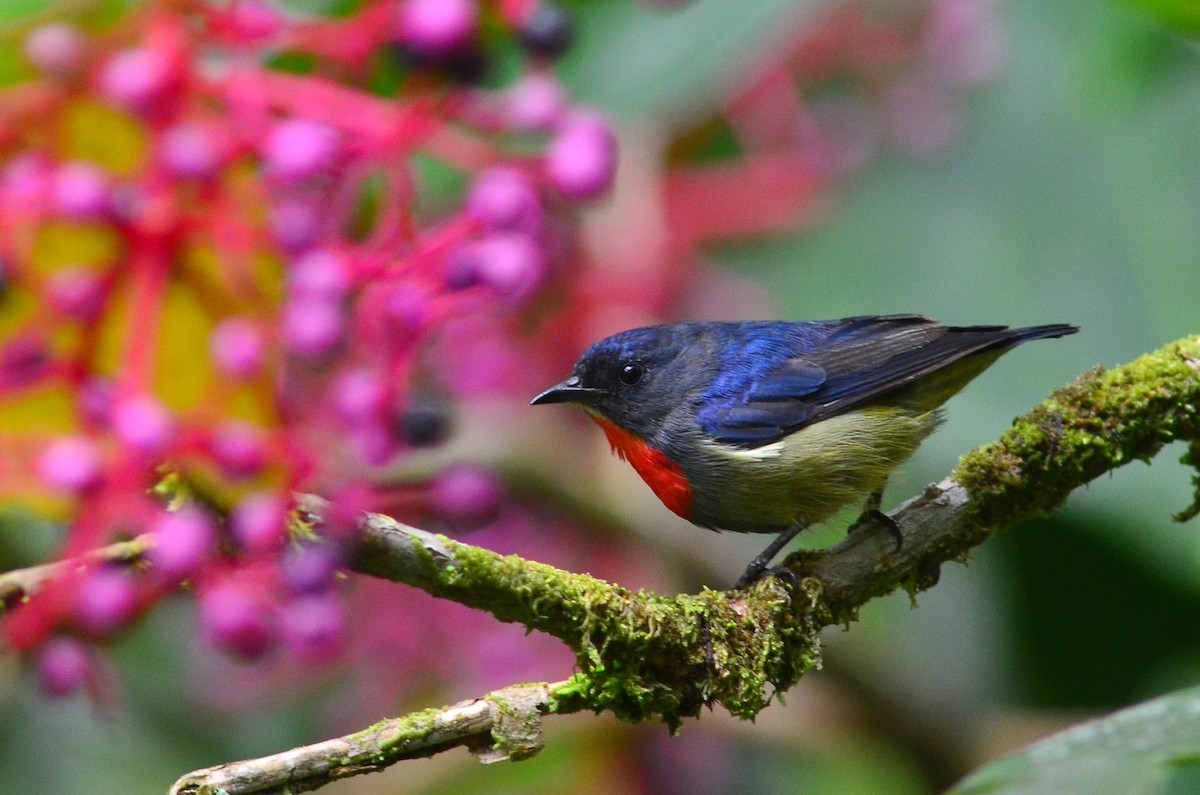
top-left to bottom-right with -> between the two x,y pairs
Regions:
532,314 -> 1078,586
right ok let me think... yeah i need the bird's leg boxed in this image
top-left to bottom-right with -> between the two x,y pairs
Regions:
734,522 -> 806,589
849,489 -> 903,551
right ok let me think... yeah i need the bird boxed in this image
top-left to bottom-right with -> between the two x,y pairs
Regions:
530,314 -> 1078,587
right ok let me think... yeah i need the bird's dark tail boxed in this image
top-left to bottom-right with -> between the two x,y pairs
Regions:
1008,323 -> 1080,343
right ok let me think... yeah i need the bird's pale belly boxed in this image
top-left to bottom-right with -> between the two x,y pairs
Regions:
680,408 -> 940,534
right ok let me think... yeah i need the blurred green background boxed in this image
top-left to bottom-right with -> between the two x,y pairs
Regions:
2,0 -> 1199,793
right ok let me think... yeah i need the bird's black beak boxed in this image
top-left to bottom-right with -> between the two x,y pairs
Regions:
530,376 -> 603,406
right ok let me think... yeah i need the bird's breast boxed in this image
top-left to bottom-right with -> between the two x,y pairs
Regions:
589,416 -> 694,521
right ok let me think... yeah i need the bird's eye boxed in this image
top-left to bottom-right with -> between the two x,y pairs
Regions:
619,363 -> 643,386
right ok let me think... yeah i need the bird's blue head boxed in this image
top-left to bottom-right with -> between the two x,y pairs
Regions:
530,323 -> 716,440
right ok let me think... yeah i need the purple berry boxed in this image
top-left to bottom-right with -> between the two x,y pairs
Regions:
160,122 -> 228,180
53,160 -> 111,219
506,72 -> 566,132
24,23 -> 86,79
288,248 -> 351,300
148,507 -> 215,581
281,297 -> 344,358
1,334 -> 49,388
97,47 -> 173,112
430,462 -> 502,523
211,421 -> 268,478
78,377 -> 115,427
230,491 -> 288,553
398,0 -> 479,58
37,436 -> 101,492
280,592 -> 344,662
209,317 -> 265,379
333,367 -> 387,426
466,168 -> 543,232
111,393 -> 174,456
517,3 -> 575,58
282,541 -> 341,594
545,111 -> 617,202
472,232 -> 545,304
443,243 -> 483,291
262,119 -> 340,184
269,196 -> 323,253
199,581 -> 277,660
75,566 -> 139,636
36,636 -> 90,697
47,266 -> 106,320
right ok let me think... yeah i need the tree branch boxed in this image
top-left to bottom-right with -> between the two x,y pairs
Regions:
169,681 -> 565,795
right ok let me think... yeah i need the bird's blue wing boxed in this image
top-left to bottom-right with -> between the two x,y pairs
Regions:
695,315 -> 1040,448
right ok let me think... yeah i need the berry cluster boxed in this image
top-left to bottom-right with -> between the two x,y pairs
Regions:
0,0 -> 1006,707
0,0 -> 612,696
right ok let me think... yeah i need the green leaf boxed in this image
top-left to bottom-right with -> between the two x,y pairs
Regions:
1123,0 -> 1200,34
951,685 -> 1200,795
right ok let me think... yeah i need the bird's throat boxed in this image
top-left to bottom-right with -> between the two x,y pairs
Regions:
590,416 -> 693,521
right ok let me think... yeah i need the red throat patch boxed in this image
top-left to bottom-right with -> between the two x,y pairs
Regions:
591,416 -> 693,520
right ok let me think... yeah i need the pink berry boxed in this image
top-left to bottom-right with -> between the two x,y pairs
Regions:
466,168 -> 543,232
263,119 -> 340,184
75,566 -> 139,636
37,436 -> 101,492
53,160 -> 111,219
378,283 -> 430,342
230,491 -> 288,553
36,636 -> 91,697
47,266 -> 106,320
24,23 -> 86,79
148,507 -> 215,581
333,367 -> 387,425
160,121 -> 228,180
230,0 -> 283,41
506,72 -> 566,132
209,317 -> 265,379
199,581 -> 277,660
2,154 -> 52,212
282,541 -> 340,594
282,297 -> 344,358
430,462 -> 502,523
925,0 -> 1006,87
351,420 -> 397,466
883,74 -> 961,158
807,97 -> 877,177
211,421 -> 268,478
269,197 -> 322,253
1,334 -> 48,388
398,0 -> 478,58
288,248 -> 351,300
545,111 -> 617,201
111,393 -> 174,456
281,592 -> 343,662
472,232 -> 545,304
97,47 -> 173,112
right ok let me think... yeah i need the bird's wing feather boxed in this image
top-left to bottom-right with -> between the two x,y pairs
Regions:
696,315 -> 1029,448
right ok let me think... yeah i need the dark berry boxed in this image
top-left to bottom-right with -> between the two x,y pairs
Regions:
518,3 -> 575,59
396,399 -> 451,447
